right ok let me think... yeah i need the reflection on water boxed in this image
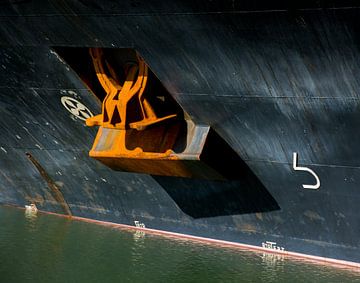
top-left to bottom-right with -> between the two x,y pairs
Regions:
0,205 -> 359,283
260,253 -> 285,282
24,210 -> 37,231
133,230 -> 146,242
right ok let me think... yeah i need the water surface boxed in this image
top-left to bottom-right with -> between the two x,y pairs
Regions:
0,206 -> 359,282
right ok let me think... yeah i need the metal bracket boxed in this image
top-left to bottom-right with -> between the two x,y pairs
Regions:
86,48 -> 180,159
86,48 -> 176,131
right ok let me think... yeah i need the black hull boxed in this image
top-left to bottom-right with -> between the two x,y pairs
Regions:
0,1 -> 359,265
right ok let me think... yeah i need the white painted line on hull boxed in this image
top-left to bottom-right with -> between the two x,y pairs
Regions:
293,152 -> 320,189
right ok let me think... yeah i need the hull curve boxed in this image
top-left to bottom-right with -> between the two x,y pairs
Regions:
0,1 -> 359,266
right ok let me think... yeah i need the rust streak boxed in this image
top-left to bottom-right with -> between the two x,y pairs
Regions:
26,152 -> 72,217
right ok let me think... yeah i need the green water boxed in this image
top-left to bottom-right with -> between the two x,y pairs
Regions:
0,206 -> 359,283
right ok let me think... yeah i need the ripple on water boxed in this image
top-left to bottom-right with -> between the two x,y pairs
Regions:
0,205 -> 359,283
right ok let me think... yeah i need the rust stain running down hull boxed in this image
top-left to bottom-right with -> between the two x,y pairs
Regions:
26,153 -> 72,217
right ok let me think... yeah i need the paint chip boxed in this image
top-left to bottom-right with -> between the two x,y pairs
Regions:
35,144 -> 42,150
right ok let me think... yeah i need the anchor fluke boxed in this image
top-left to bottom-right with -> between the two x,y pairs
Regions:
86,48 -> 243,180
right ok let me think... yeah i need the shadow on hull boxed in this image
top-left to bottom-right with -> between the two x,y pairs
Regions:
153,161 -> 280,219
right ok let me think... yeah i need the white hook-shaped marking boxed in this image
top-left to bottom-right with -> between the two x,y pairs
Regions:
292,152 -> 320,190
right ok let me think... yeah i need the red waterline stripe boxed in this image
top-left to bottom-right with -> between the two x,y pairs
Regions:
14,206 -> 360,271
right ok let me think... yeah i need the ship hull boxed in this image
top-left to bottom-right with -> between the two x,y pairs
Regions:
0,1 -> 359,265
